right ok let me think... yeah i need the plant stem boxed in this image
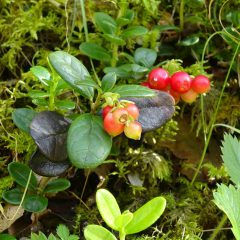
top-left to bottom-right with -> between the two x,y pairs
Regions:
119,231 -> 126,240
179,0 -> 185,31
111,44 -> 119,67
191,42 -> 240,185
209,214 -> 228,240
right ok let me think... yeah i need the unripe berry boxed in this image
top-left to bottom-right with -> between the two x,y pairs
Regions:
124,121 -> 142,140
125,103 -> 139,120
112,108 -> 129,124
181,89 -> 199,103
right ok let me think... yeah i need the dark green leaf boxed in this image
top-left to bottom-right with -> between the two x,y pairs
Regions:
125,197 -> 166,234
67,114 -> 112,169
154,25 -> 180,32
84,225 -> 117,240
48,51 -> 94,99
55,100 -> 75,110
30,111 -> 70,162
102,73 -> 117,92
74,77 -> 100,89
0,234 -> 16,240
111,85 -> 156,98
94,12 -> 117,34
8,162 -> 37,190
28,90 -> 49,99
80,42 -> 111,61
12,108 -> 37,133
29,150 -> 70,177
44,178 -> 71,193
2,188 -> 22,205
121,26 -> 148,38
103,34 -> 126,45
116,9 -> 134,27
22,194 -> 48,212
30,66 -> 51,86
178,36 -> 199,46
134,48 -> 157,67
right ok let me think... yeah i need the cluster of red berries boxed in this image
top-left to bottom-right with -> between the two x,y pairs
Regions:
141,68 -> 211,104
102,102 -> 142,140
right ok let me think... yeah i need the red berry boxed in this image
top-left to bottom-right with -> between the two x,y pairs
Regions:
170,71 -> 192,93
148,68 -> 170,90
164,88 -> 180,104
140,81 -> 150,88
103,112 -> 124,137
124,121 -> 142,140
181,89 -> 199,103
112,108 -> 129,124
102,106 -> 113,119
191,75 -> 210,94
125,103 -> 139,120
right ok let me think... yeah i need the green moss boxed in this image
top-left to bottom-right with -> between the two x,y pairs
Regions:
0,176 -> 13,200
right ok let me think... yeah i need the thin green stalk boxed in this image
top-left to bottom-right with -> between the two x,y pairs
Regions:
208,214 -> 228,240
119,231 -> 126,240
179,0 -> 185,31
200,94 -> 207,142
191,42 -> 240,185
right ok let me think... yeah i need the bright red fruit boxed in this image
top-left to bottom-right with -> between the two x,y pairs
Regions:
124,121 -> 142,140
102,106 -> 113,119
112,108 -> 129,124
103,112 -> 124,137
148,68 -> 170,90
181,89 -> 199,103
191,75 -> 210,93
140,81 -> 150,88
164,88 -> 180,104
125,103 -> 139,120
170,71 -> 192,93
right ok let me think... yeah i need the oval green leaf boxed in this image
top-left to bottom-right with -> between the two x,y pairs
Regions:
55,100 -> 75,110
28,90 -> 49,99
67,114 -> 112,169
134,48 -> 157,68
30,66 -> 51,86
111,85 -> 156,98
8,162 -> 37,190
102,73 -> 117,92
121,26 -> 148,38
103,34 -> 126,45
12,108 -> 37,133
115,211 -> 133,230
44,178 -> 71,193
94,12 -> 117,34
125,197 -> 166,234
2,188 -> 22,205
48,51 -> 94,99
84,225 -> 117,240
96,189 -> 121,231
178,36 -> 199,46
22,194 -> 48,213
80,42 -> 111,61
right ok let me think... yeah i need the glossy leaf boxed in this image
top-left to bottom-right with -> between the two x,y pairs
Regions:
121,26 -> 148,38
178,36 -> 199,46
44,178 -> 71,193
55,100 -> 75,110
74,77 -> 100,89
115,211 -> 133,230
8,162 -> 37,190
29,150 -> 70,177
30,66 -> 51,86
102,73 -> 117,92
111,85 -> 156,98
67,114 -> 112,169
80,42 -> 111,61
12,108 -> 37,133
28,90 -> 49,99
94,12 -> 117,34
125,196 -> 166,234
2,188 -> 22,205
96,189 -> 121,230
84,225 -> 117,240
48,51 -> 94,99
134,48 -> 157,67
30,111 -> 70,162
103,34 -> 126,45
22,194 -> 48,212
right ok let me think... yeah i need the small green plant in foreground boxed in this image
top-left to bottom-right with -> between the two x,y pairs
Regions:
84,189 -> 166,240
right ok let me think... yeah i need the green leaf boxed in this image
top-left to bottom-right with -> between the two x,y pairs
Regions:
94,12 -> 117,34
121,26 -> 148,38
32,98 -> 48,107
178,36 -> 199,46
55,100 -> 75,110
56,224 -> 69,240
124,197 -> 166,234
74,77 -> 100,89
96,189 -> 121,230
67,114 -> 112,169
221,133 -> 240,186
31,233 -> 41,240
67,236 -> 79,240
2,188 -> 22,205
102,73 -> 117,92
213,184 -> 240,240
103,34 -> 126,45
84,225 -> 117,240
154,25 -> 180,32
22,194 -> 48,212
48,51 -> 94,99
116,9 -> 134,27
0,234 -> 17,240
8,162 -> 37,190
115,210 -> 133,230
112,85 -> 156,98
134,48 -> 157,67
80,42 -> 111,61
30,66 -> 51,86
12,108 -> 37,133
44,178 -> 71,193
48,233 -> 57,240
28,90 -> 49,99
